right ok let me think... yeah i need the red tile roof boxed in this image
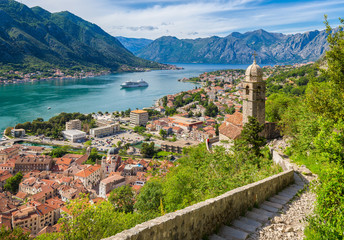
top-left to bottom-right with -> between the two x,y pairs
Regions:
0,171 -> 12,182
74,165 -> 100,178
55,157 -> 73,166
219,112 -> 243,140
15,191 -> 28,200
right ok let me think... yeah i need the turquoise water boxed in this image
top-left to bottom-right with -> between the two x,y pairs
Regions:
0,63 -> 251,135
18,142 -> 56,149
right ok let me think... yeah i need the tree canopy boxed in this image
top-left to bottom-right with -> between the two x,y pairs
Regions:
4,172 -> 23,194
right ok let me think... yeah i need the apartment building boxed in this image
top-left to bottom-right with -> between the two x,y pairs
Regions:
11,204 -> 54,235
89,124 -> 120,138
130,110 -> 148,126
65,119 -> 82,131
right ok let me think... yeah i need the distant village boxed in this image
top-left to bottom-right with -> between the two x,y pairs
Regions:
0,69 -> 112,85
0,64 -> 182,85
0,61 -> 314,237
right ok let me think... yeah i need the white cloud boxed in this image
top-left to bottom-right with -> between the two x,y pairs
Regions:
20,0 -> 344,39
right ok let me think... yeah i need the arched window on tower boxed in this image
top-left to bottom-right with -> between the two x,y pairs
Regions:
257,86 -> 261,97
246,86 -> 249,95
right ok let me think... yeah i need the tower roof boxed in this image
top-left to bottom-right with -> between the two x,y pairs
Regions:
107,147 -> 119,155
245,60 -> 263,81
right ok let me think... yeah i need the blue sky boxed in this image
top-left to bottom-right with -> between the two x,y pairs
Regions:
21,0 -> 344,39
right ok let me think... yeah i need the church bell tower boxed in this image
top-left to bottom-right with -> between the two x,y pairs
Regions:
242,53 -> 266,125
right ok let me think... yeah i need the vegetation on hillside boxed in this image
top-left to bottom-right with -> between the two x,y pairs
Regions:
265,63 -> 326,97
35,117 -> 280,239
265,16 -> 344,240
0,0 -> 164,78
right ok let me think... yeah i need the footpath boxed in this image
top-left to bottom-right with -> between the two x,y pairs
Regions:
209,145 -> 317,240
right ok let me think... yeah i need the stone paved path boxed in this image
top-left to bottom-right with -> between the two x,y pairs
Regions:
247,174 -> 316,240
208,172 -> 309,240
208,149 -> 317,240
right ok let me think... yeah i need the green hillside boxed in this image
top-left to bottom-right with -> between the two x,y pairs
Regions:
0,0 -> 163,73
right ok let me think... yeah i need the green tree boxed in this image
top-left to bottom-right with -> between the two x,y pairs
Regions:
84,140 -> 92,147
52,194 -> 153,240
233,116 -> 266,165
159,129 -> 167,139
4,127 -> 11,136
108,185 -> 135,213
135,180 -> 163,213
324,15 -> 344,90
266,93 -> 297,122
204,102 -> 218,117
117,141 -> 122,148
124,143 -> 131,150
4,172 -> 23,193
88,148 -> 102,163
49,145 -> 70,158
133,126 -> 146,134
141,142 -> 155,157
0,226 -> 30,240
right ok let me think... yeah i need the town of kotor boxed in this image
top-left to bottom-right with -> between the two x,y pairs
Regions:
0,0 -> 343,239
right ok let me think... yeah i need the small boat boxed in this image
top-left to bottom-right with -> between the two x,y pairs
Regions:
47,107 -> 51,110
120,79 -> 148,88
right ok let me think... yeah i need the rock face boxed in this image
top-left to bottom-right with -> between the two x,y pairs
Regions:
0,0 -> 161,70
137,29 -> 330,64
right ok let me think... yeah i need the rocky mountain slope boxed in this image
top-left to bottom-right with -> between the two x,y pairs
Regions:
136,29 -> 329,64
116,36 -> 153,54
0,0 -> 162,70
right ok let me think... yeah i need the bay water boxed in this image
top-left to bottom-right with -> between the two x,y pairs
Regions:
0,63 -> 250,135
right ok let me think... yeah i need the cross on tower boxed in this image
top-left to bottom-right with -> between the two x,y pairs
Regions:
252,51 -> 258,63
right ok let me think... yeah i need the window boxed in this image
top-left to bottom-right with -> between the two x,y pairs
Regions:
246,86 -> 249,95
257,86 -> 261,97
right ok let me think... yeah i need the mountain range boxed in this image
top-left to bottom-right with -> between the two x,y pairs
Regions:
0,0 -> 162,71
125,29 -> 329,64
116,37 -> 153,55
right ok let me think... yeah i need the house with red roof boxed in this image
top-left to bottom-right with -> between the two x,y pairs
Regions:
74,165 -> 101,189
219,111 -> 243,140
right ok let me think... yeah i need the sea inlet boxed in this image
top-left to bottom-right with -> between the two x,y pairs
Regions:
0,63 -> 250,134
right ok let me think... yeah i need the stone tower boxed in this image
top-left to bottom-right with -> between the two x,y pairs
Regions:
242,56 -> 266,125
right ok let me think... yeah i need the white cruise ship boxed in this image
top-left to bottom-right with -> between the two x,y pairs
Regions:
120,79 -> 148,88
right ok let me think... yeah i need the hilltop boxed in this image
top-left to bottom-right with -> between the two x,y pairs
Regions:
136,29 -> 329,64
0,0 -> 163,72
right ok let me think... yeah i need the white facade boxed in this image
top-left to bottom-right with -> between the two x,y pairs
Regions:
89,124 -> 120,138
130,110 -> 149,126
62,130 -> 86,142
99,175 -> 126,198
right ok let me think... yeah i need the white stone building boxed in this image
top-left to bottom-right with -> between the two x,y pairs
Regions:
62,130 -> 86,142
99,175 -> 126,198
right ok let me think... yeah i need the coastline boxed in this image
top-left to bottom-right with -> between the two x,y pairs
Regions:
0,63 -> 244,136
0,64 -> 182,86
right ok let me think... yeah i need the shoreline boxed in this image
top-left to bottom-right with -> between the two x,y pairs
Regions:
0,64 -> 183,86
0,66 -> 194,137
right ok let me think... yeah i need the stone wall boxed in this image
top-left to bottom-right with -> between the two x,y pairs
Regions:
271,149 -> 294,171
104,167 -> 294,240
